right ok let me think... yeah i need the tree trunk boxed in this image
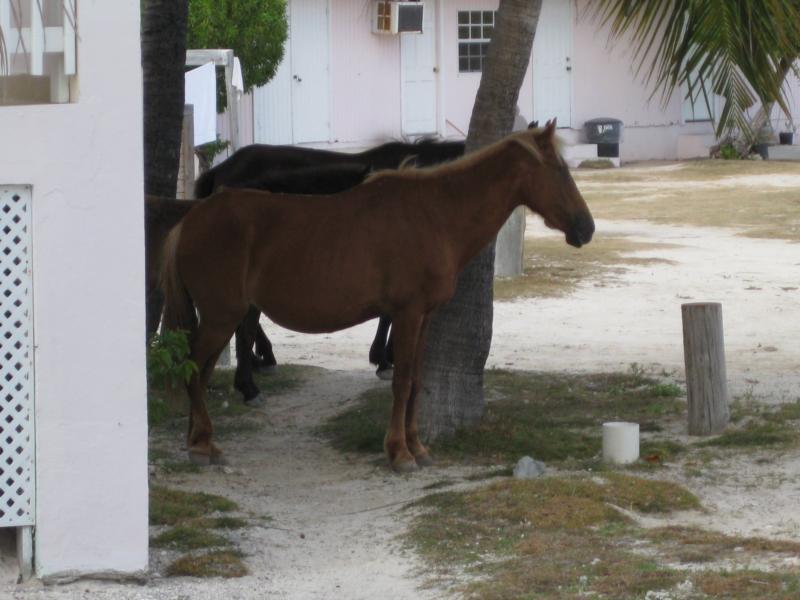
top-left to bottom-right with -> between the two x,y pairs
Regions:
419,0 -> 543,441
141,0 -> 189,339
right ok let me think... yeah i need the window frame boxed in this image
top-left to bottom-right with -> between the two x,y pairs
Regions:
457,10 -> 496,74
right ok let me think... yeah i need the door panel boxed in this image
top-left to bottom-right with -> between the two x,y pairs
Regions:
253,47 -> 293,144
533,0 -> 572,127
401,2 -> 437,135
291,0 -> 331,143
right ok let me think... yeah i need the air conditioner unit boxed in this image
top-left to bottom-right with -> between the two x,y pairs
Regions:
372,1 -> 424,35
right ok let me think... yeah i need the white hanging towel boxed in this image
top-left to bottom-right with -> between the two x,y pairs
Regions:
232,57 -> 245,97
184,61 -> 217,146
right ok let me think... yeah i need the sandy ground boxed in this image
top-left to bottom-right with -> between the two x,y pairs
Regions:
3,178 -> 800,598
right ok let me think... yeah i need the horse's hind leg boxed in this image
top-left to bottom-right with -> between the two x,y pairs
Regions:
234,307 -> 265,407
385,325 -> 394,364
384,311 -> 425,473
405,315 -> 432,467
253,320 -> 277,372
369,316 -> 393,380
187,316 -> 243,465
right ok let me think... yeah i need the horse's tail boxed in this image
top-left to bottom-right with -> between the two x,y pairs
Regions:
160,222 -> 197,336
194,169 -> 216,199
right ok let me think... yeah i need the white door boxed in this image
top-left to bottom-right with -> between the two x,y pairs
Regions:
532,0 -> 572,127
401,2 -> 438,135
254,48 -> 294,144
290,0 -> 331,143
253,0 -> 330,144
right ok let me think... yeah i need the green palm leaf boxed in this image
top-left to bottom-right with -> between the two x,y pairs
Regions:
587,0 -> 800,139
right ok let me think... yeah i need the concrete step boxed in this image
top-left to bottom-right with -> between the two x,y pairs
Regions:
562,143 -> 598,168
767,144 -> 800,161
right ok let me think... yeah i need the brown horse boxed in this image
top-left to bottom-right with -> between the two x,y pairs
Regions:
160,121 -> 594,471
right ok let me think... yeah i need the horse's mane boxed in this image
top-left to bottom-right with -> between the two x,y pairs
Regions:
365,129 -> 553,183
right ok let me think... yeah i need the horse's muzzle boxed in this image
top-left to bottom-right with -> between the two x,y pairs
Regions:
566,215 -> 595,248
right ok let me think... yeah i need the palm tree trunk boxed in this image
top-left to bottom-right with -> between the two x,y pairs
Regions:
419,0 -> 543,441
141,0 -> 189,339
735,57 -> 796,155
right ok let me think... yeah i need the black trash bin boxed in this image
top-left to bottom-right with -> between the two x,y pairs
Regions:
584,118 -> 624,158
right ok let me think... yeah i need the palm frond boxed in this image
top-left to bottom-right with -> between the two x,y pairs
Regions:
586,0 -> 800,139
0,26 -> 7,76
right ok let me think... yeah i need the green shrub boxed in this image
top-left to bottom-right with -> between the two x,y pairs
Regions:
147,329 -> 198,390
719,144 -> 739,160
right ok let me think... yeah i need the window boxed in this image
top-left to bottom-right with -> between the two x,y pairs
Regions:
681,69 -> 714,123
458,10 -> 495,73
0,0 -> 78,105
375,1 -> 392,33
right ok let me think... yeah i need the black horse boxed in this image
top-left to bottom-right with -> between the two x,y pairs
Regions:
195,139 -> 466,198
194,138 -> 466,401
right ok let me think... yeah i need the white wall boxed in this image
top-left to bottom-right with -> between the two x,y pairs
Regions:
572,0 -> 717,161
0,1 -> 148,578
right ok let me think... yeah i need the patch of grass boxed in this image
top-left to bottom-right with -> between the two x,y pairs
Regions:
149,487 -> 252,579
694,570 -> 800,599
408,474 -> 699,598
647,383 -> 683,397
646,526 -> 800,556
207,363 -> 315,401
322,369 -> 686,468
151,525 -> 231,551
319,386 -> 390,454
165,550 -> 248,578
148,363 -> 317,433
638,439 -> 687,465
421,480 -> 455,491
149,486 -> 238,526
199,516 -> 250,530
408,472 -> 800,599
770,400 -> 800,422
574,160 -> 800,242
494,235 -> 676,300
696,422 -> 797,449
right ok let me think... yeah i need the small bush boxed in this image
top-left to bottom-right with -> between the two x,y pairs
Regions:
147,329 -> 198,390
719,144 -> 739,160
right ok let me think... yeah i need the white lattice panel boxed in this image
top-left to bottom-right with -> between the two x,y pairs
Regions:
0,186 -> 35,527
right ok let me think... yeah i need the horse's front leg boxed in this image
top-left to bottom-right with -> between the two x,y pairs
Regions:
385,311 -> 424,472
405,314 -> 433,466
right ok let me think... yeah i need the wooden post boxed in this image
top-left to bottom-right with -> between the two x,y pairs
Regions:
681,302 -> 730,435
178,105 -> 195,199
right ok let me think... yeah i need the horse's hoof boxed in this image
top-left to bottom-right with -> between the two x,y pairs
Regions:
415,453 -> 435,468
188,451 -> 211,466
244,394 -> 265,408
254,363 -> 277,375
391,459 -> 419,474
376,367 -> 394,381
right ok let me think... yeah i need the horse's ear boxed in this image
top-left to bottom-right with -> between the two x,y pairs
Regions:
527,120 -> 539,130
545,119 -> 557,138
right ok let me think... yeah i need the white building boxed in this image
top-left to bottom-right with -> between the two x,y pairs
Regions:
0,0 -> 148,580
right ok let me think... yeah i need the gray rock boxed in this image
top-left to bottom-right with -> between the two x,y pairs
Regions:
513,456 -> 546,479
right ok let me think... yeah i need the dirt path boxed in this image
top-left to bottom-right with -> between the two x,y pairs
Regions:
6,207 -> 800,598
